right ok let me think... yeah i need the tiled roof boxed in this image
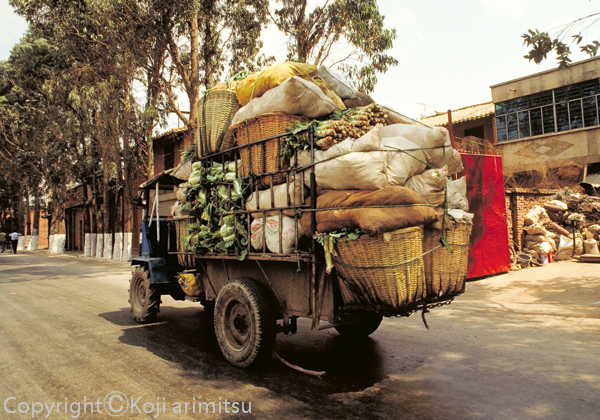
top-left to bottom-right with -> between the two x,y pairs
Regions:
152,126 -> 189,141
419,102 -> 495,127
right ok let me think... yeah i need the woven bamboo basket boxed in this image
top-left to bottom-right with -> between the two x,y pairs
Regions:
231,112 -> 308,188
172,217 -> 196,267
333,226 -> 426,308
422,220 -> 472,298
197,90 -> 240,157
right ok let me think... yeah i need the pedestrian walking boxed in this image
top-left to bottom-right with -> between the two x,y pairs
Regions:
0,231 -> 6,253
9,231 -> 21,254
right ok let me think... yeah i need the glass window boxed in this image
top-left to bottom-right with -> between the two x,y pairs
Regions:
556,102 -> 569,131
554,86 -> 568,103
581,79 -> 599,97
495,102 -> 506,115
496,115 -> 506,130
514,96 -> 529,111
530,108 -> 543,136
583,97 -> 598,127
506,99 -> 519,113
542,105 -> 555,134
529,93 -> 541,108
540,91 -> 554,106
569,100 -> 583,129
568,83 -> 582,100
497,129 -> 507,142
507,113 -> 519,140
518,111 -> 530,137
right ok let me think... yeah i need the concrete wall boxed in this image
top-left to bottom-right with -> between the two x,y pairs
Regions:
491,56 -> 600,103
495,126 -> 600,176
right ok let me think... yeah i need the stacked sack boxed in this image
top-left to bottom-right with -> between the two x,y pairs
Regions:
519,188 -> 600,264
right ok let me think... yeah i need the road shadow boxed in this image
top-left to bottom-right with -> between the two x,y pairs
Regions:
98,302 -> 415,410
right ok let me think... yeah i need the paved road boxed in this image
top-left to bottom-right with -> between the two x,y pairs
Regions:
0,251 -> 599,419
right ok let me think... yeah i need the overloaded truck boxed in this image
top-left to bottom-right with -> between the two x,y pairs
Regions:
128,62 -> 473,369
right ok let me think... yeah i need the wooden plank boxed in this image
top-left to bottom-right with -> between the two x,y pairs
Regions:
579,254 -> 600,263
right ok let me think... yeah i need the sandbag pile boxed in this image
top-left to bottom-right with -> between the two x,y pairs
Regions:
519,187 -> 600,265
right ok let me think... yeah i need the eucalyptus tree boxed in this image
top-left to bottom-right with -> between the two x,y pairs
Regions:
271,0 -> 398,93
0,36 -> 66,237
522,14 -> 600,68
137,0 -> 270,154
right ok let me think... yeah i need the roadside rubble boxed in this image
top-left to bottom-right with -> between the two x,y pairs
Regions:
516,186 -> 600,268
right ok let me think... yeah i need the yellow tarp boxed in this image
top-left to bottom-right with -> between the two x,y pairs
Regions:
236,62 -> 318,106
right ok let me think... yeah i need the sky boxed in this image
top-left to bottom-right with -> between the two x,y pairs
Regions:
2,0 -> 600,122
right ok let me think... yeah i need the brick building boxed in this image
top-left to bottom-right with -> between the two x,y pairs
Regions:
419,102 -> 496,147
63,127 -> 192,259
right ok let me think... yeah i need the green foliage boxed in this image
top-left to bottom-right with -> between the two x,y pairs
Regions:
181,160 -> 250,260
272,0 -> 398,93
522,14 -> 600,68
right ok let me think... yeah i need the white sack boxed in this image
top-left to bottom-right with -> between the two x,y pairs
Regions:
523,223 -> 551,236
404,166 -> 448,206
381,136 -> 429,186
447,177 -> 469,211
231,76 -> 339,125
246,180 -> 305,218
251,216 -> 304,254
584,239 -> 599,254
296,125 -> 388,190
380,124 -> 463,174
317,66 -> 356,99
531,241 -> 553,254
172,160 -> 192,181
524,206 -> 549,226
250,218 -> 265,252
546,199 -> 568,211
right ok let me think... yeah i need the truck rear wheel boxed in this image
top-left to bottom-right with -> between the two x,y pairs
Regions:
129,266 -> 161,323
335,312 -> 383,338
214,278 -> 275,368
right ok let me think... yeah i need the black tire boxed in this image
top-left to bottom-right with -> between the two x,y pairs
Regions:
129,266 -> 161,323
201,300 -> 215,316
335,312 -> 383,338
214,278 -> 275,368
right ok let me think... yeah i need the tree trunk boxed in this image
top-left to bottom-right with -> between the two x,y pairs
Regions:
188,10 -> 201,158
24,185 -> 31,236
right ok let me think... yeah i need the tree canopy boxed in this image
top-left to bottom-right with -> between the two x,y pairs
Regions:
272,0 -> 397,93
522,13 -> 600,68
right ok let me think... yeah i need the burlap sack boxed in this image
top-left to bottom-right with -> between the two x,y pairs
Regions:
231,76 -> 339,125
301,186 -> 438,236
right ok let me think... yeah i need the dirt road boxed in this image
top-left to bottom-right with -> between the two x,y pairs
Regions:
0,252 -> 598,419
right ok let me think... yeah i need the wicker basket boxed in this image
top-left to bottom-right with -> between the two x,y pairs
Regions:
197,90 -> 240,156
231,112 -> 308,188
333,226 -> 426,308
172,217 -> 196,267
423,220 -> 472,298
